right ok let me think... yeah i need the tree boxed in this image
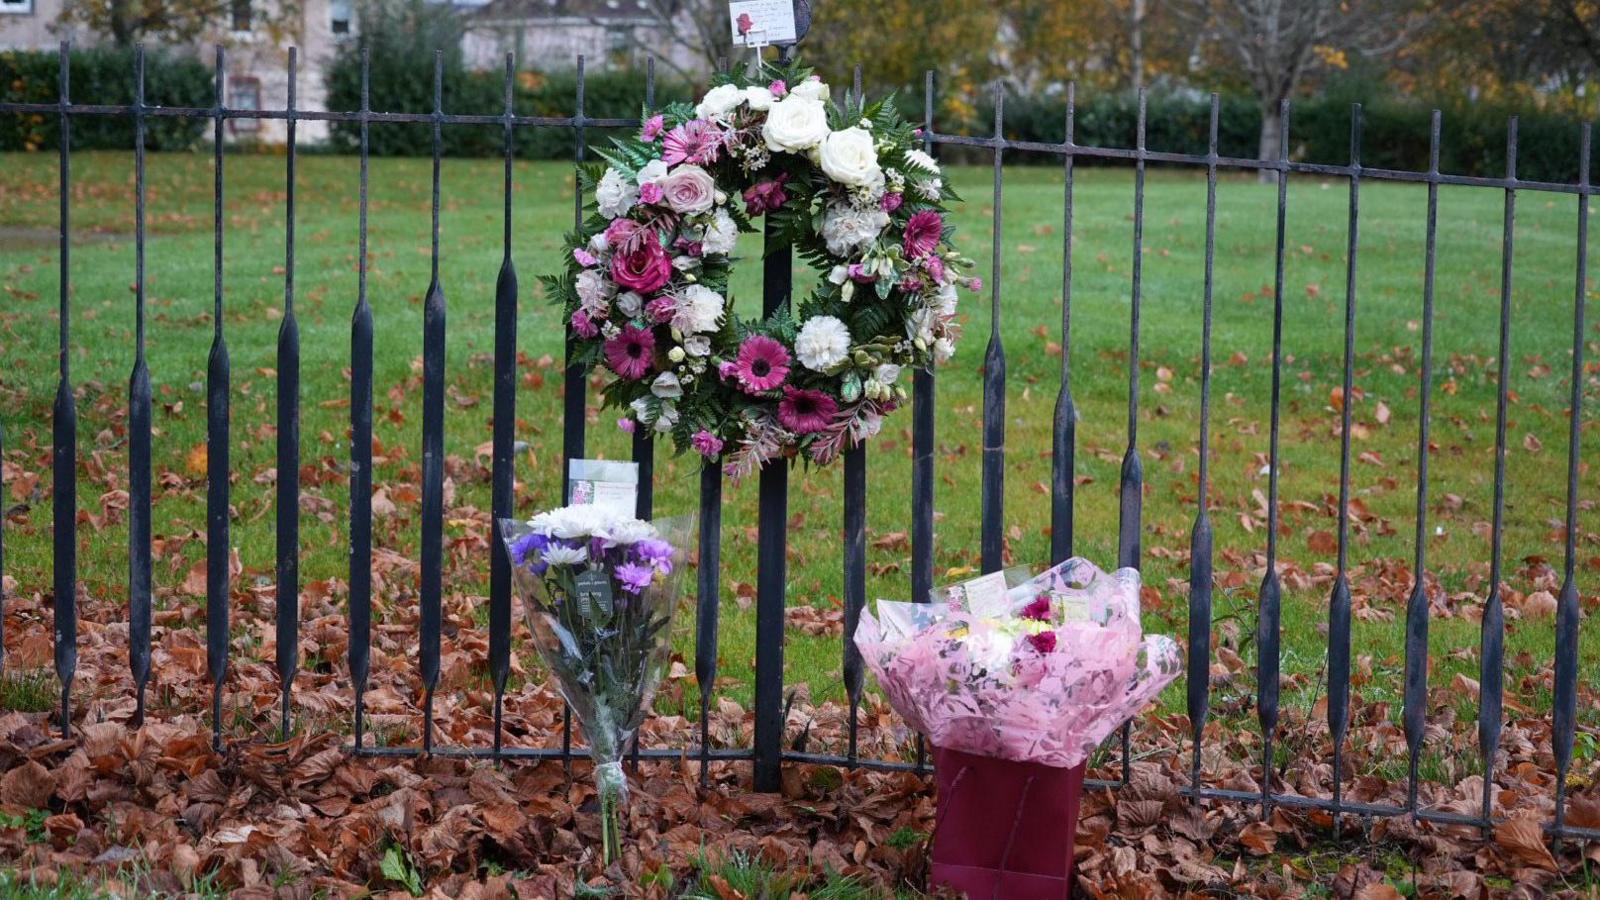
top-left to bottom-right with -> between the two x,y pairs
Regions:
804,0 -> 1000,91
585,0 -> 740,85
995,0 -> 1188,94
57,0 -> 302,47
1173,0 -> 1427,174
1400,0 -> 1599,104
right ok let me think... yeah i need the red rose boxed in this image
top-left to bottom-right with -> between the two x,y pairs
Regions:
610,238 -> 672,294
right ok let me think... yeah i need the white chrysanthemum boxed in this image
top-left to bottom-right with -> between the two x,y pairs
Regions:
762,96 -> 830,153
696,83 -> 744,120
671,284 -> 725,335
595,167 -> 638,219
795,315 -> 852,372
606,518 -> 658,545
903,148 -> 941,174
818,127 -> 883,189
701,209 -> 739,256
529,504 -> 610,540
541,544 -> 589,566
915,176 -> 944,201
820,202 -> 890,257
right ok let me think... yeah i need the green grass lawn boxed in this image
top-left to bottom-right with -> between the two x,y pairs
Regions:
1,150 -> 1597,768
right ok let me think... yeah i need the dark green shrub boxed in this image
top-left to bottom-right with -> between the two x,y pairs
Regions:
1,47 -> 211,152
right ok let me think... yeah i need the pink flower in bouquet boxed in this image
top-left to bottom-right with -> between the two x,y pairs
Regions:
618,417 -> 636,434
658,165 -> 717,214
900,274 -> 925,294
717,360 -> 737,381
881,192 -> 904,213
571,309 -> 599,338
848,262 -> 876,283
641,114 -> 665,141
903,210 -> 943,260
769,79 -> 788,97
662,119 -> 725,166
743,174 -> 790,216
645,295 -> 677,323
778,386 -> 837,434
1020,595 -> 1051,621
967,276 -> 983,292
573,247 -> 598,267
691,429 -> 724,457
639,182 -> 664,205
675,237 -> 704,257
603,325 -> 655,380
605,217 -> 643,249
922,253 -> 946,283
1026,630 -> 1058,654
610,238 -> 672,294
734,335 -> 790,393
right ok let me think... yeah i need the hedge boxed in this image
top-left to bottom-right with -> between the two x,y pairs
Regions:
1,48 -> 212,152
954,86 -> 1599,182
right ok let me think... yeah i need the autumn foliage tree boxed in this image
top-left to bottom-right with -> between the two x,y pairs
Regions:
57,0 -> 302,47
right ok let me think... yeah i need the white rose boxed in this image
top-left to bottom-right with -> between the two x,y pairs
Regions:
789,77 -> 830,102
616,291 -> 643,317
795,315 -> 852,372
696,83 -> 744,120
595,167 -> 638,219
762,96 -> 830,153
651,371 -> 683,399
638,159 -> 668,185
743,85 -> 775,111
820,202 -> 890,257
701,209 -> 739,256
671,284 -> 725,334
817,127 -> 883,189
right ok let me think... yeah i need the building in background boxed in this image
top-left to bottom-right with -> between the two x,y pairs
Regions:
461,0 -> 702,76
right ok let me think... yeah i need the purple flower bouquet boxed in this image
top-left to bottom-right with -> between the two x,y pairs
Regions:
499,507 -> 693,865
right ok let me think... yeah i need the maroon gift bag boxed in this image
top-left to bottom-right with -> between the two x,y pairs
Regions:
930,746 -> 1086,900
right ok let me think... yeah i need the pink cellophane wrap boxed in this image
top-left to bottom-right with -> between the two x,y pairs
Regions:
856,557 -> 1181,769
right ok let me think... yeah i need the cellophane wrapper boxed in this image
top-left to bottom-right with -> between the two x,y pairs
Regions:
855,557 -> 1181,769
498,511 -> 694,864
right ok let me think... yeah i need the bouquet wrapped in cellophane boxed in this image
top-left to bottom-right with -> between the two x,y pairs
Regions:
499,507 -> 693,865
855,557 -> 1181,769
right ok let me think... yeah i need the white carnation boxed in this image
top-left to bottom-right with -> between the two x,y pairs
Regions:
595,167 -> 638,219
638,159 -> 668,185
817,127 -> 883,189
795,315 -> 852,372
762,96 -> 830,153
671,284 -> 725,334
696,83 -> 744,120
821,202 -> 890,257
701,209 -> 739,256
915,176 -> 944,201
903,148 -> 941,174
789,77 -> 830,102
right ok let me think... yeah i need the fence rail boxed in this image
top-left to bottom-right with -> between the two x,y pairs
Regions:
1,41 -> 1596,848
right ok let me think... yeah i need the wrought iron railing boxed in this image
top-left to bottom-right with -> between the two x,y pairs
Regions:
0,41 -> 1595,848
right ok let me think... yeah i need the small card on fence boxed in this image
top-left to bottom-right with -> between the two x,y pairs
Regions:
728,0 -> 797,47
567,459 -> 639,517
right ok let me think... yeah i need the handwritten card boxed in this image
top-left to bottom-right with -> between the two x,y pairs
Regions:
567,459 -> 639,518
942,571 -> 1011,619
729,0 -> 797,47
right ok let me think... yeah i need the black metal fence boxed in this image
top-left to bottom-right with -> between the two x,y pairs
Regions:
0,41 -> 1596,849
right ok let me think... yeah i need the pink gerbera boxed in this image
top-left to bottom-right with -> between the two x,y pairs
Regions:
778,386 -> 838,434
571,309 -> 599,338
733,335 -> 790,393
603,325 -> 656,380
903,210 -> 943,259
662,118 -> 726,166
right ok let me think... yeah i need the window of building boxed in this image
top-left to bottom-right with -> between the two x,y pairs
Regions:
230,0 -> 252,32
228,77 -> 261,134
329,0 -> 351,34
0,0 -> 35,16
606,25 -> 630,54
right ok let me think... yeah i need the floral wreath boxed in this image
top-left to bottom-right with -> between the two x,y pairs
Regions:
545,62 -> 976,478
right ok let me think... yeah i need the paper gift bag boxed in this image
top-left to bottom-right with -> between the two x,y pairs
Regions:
930,746 -> 1086,900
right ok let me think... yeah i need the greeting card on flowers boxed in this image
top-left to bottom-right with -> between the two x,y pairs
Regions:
728,0 -> 797,47
567,459 -> 639,518
937,570 -> 1012,619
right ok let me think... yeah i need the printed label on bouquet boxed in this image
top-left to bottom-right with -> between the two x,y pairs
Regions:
568,459 -> 639,517
728,0 -> 797,47
943,571 -> 1010,619
574,569 -> 615,616
1051,590 -> 1109,625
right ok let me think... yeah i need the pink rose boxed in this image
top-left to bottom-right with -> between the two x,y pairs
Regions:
610,238 -> 672,294
658,165 -> 717,215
